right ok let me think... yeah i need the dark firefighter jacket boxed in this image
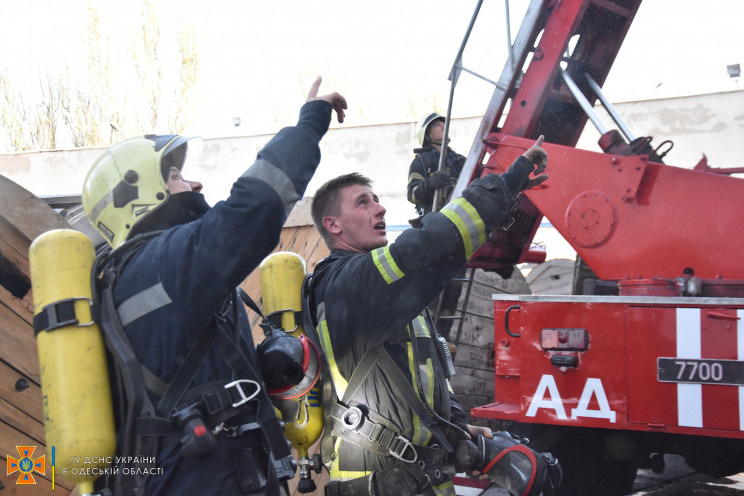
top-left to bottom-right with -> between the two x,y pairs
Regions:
407,145 -> 465,214
110,100 -> 333,495
310,159 -> 533,484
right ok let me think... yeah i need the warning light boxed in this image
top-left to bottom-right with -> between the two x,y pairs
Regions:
541,328 -> 588,351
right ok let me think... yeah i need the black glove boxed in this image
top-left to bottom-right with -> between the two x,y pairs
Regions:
424,170 -> 453,191
502,136 -> 549,194
461,174 -> 515,229
501,156 -> 538,196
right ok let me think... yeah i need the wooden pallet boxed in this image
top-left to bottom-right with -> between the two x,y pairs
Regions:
0,175 -> 74,494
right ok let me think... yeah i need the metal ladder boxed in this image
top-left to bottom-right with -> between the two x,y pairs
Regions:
434,268 -> 477,349
431,0 -> 547,346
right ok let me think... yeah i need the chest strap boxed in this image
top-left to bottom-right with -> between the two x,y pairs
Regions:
330,347 -> 453,461
327,402 -> 448,465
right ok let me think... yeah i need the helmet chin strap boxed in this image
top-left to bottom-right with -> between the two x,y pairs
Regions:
428,137 -> 450,147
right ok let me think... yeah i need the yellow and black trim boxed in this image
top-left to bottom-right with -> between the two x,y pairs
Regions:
371,247 -> 405,284
440,197 -> 486,259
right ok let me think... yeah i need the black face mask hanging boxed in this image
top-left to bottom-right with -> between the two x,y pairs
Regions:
129,191 -> 212,238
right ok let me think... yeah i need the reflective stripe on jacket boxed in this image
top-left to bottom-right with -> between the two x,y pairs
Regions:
311,193 -> 496,478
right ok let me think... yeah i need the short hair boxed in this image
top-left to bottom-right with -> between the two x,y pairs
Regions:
311,172 -> 373,248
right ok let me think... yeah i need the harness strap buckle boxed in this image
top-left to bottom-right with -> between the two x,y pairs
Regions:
34,297 -> 95,334
341,406 -> 364,431
389,435 -> 417,464
216,421 -> 261,438
224,379 -> 261,407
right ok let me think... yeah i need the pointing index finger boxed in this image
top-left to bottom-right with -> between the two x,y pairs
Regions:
306,76 -> 322,101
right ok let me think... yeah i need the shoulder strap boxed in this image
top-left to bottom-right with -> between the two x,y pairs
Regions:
304,255 -> 455,455
98,278 -> 158,496
211,317 -> 292,460
154,322 -> 217,418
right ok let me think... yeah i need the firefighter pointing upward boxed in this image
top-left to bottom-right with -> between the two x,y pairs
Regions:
81,78 -> 346,496
307,136 -> 558,496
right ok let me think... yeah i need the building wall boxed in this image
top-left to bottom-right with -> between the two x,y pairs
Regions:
1,90 -> 742,261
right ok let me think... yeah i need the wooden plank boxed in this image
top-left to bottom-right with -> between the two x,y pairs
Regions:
0,284 -> 33,327
0,216 -> 33,270
0,303 -> 40,383
285,198 -> 315,228
451,314 -> 494,348
457,289 -> 494,319
457,394 -> 495,420
472,268 -> 531,294
281,225 -> 314,255
302,229 -> 330,271
452,342 -> 494,372
449,367 -> 495,397
0,174 -> 70,245
0,359 -> 43,423
0,397 -> 45,445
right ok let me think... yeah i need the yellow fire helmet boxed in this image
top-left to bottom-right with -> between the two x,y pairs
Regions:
82,134 -> 202,249
416,112 -> 445,146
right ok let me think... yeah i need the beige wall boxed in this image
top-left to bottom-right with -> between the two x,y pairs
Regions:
1,90 -> 742,261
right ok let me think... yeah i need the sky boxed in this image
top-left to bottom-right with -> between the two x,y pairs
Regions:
2,0 -> 742,145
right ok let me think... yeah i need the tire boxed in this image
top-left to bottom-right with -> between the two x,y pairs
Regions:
551,432 -> 637,496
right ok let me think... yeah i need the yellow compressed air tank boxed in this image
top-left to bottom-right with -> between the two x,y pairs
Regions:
259,252 -> 324,492
29,229 -> 116,495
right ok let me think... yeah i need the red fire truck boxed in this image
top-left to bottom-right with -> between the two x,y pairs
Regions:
448,0 -> 744,494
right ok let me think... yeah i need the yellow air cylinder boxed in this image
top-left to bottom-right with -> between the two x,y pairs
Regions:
259,252 -> 323,467
29,229 -> 116,495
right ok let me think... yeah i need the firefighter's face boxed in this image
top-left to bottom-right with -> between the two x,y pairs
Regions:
325,183 -> 387,253
428,119 -> 445,144
166,167 -> 203,194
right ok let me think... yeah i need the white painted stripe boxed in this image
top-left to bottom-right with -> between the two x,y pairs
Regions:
676,308 -> 703,428
454,486 -> 489,496
738,309 -> 744,431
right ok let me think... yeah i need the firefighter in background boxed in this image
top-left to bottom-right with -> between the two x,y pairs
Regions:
407,112 -> 467,339
407,112 -> 466,226
307,136 -> 560,496
81,78 -> 347,496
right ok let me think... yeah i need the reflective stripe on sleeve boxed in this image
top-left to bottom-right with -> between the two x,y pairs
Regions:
116,282 -> 173,326
371,247 -> 405,284
440,197 -> 486,259
241,158 -> 298,216
408,172 -> 425,183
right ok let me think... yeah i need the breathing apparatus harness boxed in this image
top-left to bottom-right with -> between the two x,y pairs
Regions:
299,255 -> 474,495
300,255 -> 563,496
89,232 -> 295,495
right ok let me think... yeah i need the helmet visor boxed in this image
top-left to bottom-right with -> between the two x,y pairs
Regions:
160,136 -> 203,181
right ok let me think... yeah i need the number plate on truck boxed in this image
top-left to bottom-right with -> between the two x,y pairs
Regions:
658,358 -> 744,386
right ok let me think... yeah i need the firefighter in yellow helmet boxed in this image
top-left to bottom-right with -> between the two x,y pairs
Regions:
406,113 -> 466,225
81,78 -> 347,496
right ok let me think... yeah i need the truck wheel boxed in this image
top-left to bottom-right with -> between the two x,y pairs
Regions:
552,434 -> 637,496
